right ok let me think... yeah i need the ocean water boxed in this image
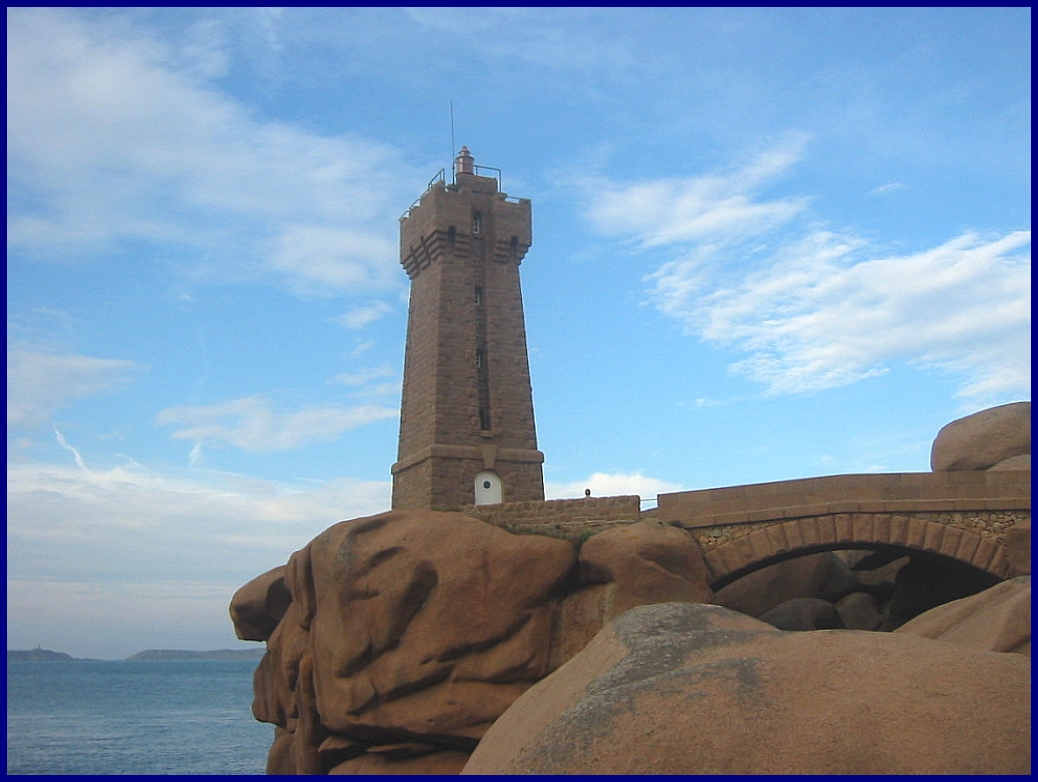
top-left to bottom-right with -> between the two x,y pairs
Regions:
7,660 -> 272,775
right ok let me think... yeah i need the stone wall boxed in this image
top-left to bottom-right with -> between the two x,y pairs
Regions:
657,470 -> 1030,528
465,495 -> 642,542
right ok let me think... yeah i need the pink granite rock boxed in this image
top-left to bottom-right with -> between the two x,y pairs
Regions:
930,401 -> 1031,471
463,602 -> 1031,775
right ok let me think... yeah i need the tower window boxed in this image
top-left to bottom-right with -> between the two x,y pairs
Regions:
474,286 -> 483,305
475,348 -> 484,369
448,226 -> 456,247
472,212 -> 482,235
510,236 -> 519,257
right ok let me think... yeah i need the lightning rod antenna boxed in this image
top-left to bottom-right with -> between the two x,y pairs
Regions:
450,100 -> 456,183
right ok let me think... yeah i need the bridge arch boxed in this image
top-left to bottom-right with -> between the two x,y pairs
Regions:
691,512 -> 1013,590
656,472 -> 1028,591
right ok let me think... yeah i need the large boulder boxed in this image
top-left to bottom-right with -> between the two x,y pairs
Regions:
239,511 -> 716,774
835,591 -> 883,631
710,551 -> 855,617
895,576 -> 1030,656
930,401 -> 1031,471
551,521 -> 713,665
1005,520 -> 1031,577
230,566 -> 291,642
463,602 -> 1031,775
758,597 -> 844,631
253,510 -> 574,774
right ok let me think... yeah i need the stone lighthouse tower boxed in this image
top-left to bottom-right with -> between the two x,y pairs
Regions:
391,147 -> 545,509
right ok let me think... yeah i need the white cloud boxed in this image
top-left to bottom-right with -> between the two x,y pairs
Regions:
6,8 -> 415,295
331,302 -> 395,330
586,141 -> 1031,402
686,230 -> 1031,398
6,458 -> 391,658
546,471 -> 683,500
582,135 -> 808,248
155,395 -> 398,452
7,347 -> 141,428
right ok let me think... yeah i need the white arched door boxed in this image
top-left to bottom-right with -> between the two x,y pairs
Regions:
474,471 -> 503,505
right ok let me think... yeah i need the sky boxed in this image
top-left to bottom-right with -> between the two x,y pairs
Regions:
7,8 -> 1030,659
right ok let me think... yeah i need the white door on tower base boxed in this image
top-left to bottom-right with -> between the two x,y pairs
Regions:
474,471 -> 503,505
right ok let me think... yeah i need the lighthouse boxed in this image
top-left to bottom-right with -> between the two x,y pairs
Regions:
391,148 -> 545,509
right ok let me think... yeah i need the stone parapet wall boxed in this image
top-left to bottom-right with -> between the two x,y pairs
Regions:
658,471 -> 1030,529
687,510 -> 1030,588
466,495 -> 642,542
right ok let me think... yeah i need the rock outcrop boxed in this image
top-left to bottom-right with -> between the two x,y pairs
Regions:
232,400 -> 1032,775
231,512 -> 715,774
895,576 -> 1030,656
462,601 -> 1031,775
230,566 -> 291,642
758,596 -> 845,630
930,401 -> 1031,471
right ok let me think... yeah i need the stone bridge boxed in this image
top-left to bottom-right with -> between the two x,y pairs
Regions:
656,471 -> 1031,590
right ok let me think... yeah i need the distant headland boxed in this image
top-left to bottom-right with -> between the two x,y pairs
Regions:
7,648 -> 77,662
8,647 -> 266,662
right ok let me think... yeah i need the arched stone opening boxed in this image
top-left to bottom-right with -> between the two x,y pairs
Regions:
708,541 -> 1005,634
698,512 -> 1012,591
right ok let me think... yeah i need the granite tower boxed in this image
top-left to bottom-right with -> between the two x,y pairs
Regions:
391,148 -> 545,509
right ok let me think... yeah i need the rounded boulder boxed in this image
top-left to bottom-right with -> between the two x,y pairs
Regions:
930,401 -> 1031,471
463,602 -> 1031,775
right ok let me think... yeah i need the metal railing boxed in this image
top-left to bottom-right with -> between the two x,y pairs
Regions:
400,169 -> 447,221
468,164 -> 502,191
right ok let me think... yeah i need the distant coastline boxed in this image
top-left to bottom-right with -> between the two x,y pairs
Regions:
8,647 -> 265,662
7,648 -> 78,662
126,649 -> 266,662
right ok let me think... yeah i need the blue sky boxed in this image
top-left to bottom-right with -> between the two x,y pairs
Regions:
7,8 -> 1030,658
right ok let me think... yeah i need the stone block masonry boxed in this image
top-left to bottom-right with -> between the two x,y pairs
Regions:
393,156 -> 544,510
466,496 -> 643,542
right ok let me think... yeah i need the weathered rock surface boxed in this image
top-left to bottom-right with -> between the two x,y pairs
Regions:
988,453 -> 1031,470
835,591 -> 883,631
1005,519 -> 1031,576
710,551 -> 854,617
230,566 -> 291,642
896,576 -> 1031,656
551,521 -> 713,665
930,401 -> 1031,471
235,511 -> 716,774
758,597 -> 844,630
463,602 -> 1031,775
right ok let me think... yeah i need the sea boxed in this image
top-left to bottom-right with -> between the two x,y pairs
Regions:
7,660 -> 272,775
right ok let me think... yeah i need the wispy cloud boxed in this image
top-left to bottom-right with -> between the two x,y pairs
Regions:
53,428 -> 89,471
867,181 -> 905,197
7,458 -> 391,657
331,302 -> 394,330
659,229 -> 1031,399
585,141 -> 1031,402
7,8 -> 415,295
7,346 -> 142,428
546,471 -> 683,500
156,395 -> 398,452
582,135 -> 809,248
406,8 -> 633,72
331,366 -> 396,386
